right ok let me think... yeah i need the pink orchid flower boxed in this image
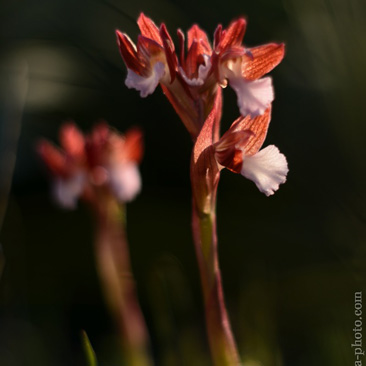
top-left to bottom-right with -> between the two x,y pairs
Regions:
192,91 -> 288,217
214,106 -> 288,196
116,13 -> 284,137
38,123 -> 143,208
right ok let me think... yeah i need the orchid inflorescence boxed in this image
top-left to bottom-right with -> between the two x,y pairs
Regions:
38,123 -> 143,209
116,13 -> 288,199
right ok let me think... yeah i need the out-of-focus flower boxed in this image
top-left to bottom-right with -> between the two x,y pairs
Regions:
116,13 -> 285,137
37,123 -> 143,208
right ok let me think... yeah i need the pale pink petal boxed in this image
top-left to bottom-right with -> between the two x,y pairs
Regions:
229,76 -> 274,117
241,145 -> 288,196
109,163 -> 141,202
53,173 -> 85,209
125,62 -> 165,97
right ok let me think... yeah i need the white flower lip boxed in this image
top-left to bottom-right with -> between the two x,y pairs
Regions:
241,145 -> 288,196
108,162 -> 141,202
53,173 -> 85,209
125,61 -> 166,97
179,54 -> 212,86
229,76 -> 274,117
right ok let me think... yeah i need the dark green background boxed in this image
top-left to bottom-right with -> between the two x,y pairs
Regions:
0,0 -> 365,365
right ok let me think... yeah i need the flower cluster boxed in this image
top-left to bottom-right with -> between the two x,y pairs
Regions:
38,123 -> 143,208
116,14 -> 288,199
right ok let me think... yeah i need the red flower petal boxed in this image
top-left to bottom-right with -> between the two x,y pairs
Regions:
218,18 -> 247,51
37,140 -> 68,177
213,24 -> 222,50
214,130 -> 252,173
193,88 -> 223,163
242,43 -> 285,80
187,24 -> 212,55
59,122 -> 85,159
185,41 -> 201,78
116,30 -> 143,74
160,24 -> 178,82
137,35 -> 164,61
230,106 -> 272,156
123,128 -> 144,163
177,29 -> 186,67
191,89 -> 223,213
85,122 -> 110,166
184,26 -> 212,78
137,13 -> 163,46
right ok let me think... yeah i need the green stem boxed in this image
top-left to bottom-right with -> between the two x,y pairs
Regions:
192,193 -> 241,366
94,197 -> 153,366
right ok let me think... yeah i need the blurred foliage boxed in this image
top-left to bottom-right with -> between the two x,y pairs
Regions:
82,330 -> 98,366
0,0 -> 365,365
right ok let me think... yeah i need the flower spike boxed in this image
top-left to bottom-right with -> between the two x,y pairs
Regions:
38,123 -> 144,208
116,13 -> 288,366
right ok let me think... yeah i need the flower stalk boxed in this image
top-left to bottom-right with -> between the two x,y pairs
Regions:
93,195 -> 152,366
192,200 -> 241,366
190,89 -> 240,366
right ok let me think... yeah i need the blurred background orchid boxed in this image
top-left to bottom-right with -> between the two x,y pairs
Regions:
0,0 -> 366,366
37,123 -> 143,208
38,122 -> 152,366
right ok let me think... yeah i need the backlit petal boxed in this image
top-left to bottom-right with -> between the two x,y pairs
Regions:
137,13 -> 162,46
123,128 -> 144,163
59,122 -> 85,158
218,18 -> 246,50
160,24 -> 178,82
241,145 -> 288,196
242,43 -> 285,80
116,31 -> 143,74
187,24 -> 212,54
229,106 -> 271,156
214,130 -> 252,173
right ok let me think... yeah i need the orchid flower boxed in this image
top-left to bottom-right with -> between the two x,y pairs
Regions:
37,122 -> 143,208
117,13 -> 287,366
214,106 -> 288,197
38,123 -> 152,366
116,13 -> 284,138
